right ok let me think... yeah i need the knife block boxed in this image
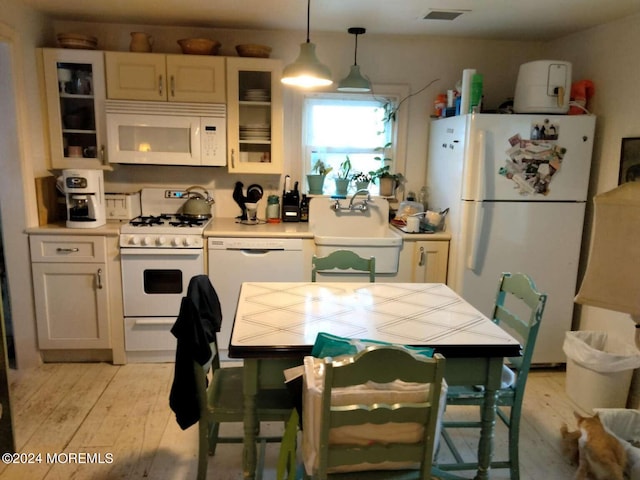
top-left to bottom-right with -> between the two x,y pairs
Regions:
282,191 -> 300,222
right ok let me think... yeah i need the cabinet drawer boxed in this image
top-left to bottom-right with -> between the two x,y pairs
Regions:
124,317 -> 176,352
30,235 -> 107,263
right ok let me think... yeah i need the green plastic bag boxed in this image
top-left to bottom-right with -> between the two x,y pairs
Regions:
311,332 -> 434,359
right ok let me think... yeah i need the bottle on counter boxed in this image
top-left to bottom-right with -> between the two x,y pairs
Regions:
418,186 -> 429,211
266,195 -> 281,223
299,194 -> 309,222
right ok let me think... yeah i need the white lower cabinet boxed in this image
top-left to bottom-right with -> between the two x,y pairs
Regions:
30,235 -> 113,352
410,240 -> 449,283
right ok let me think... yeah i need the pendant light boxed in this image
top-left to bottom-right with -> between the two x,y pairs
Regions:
337,27 -> 371,93
281,0 -> 332,88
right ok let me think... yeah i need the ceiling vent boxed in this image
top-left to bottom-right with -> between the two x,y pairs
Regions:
423,10 -> 465,21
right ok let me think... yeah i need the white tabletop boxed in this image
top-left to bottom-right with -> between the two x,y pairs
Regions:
229,282 -> 521,359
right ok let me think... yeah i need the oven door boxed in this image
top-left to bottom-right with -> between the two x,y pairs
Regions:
120,248 -> 204,317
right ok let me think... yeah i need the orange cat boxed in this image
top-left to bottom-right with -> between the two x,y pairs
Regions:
560,411 -> 627,480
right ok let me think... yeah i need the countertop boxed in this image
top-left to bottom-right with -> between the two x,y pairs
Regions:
25,220 -> 122,236
204,217 -> 314,238
26,218 -> 451,241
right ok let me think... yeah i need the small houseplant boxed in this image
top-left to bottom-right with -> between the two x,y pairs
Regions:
307,159 -> 333,194
370,143 -> 403,196
369,165 -> 404,197
351,171 -> 372,191
334,156 -> 352,196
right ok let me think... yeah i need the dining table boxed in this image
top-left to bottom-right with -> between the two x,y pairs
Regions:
228,282 -> 522,480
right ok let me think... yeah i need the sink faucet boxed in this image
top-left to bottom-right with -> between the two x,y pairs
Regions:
349,189 -> 371,211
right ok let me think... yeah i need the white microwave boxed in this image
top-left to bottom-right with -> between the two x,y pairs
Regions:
105,100 -> 226,166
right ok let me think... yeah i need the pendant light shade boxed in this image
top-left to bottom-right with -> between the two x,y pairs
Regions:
337,27 -> 371,93
281,0 -> 332,88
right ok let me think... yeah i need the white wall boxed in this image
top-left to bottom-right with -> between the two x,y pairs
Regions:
548,13 -> 640,342
0,0 -> 51,368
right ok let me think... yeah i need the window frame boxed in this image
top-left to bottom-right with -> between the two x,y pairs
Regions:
299,85 -> 410,194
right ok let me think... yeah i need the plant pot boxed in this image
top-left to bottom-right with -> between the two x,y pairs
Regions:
379,177 -> 396,197
355,181 -> 370,191
307,174 -> 326,195
335,178 -> 349,196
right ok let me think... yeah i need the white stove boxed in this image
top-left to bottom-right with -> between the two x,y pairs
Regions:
119,188 -> 211,248
119,187 -> 211,363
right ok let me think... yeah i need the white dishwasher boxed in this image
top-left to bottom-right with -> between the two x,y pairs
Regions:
208,237 -> 305,354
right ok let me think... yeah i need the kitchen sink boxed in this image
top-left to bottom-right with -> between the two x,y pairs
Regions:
309,196 -> 402,273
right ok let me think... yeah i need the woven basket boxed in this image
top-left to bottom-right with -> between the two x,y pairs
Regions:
235,44 -> 272,58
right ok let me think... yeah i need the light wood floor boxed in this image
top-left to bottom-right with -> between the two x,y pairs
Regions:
1,362 -> 584,480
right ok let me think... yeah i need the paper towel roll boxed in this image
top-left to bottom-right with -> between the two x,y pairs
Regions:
460,68 -> 476,115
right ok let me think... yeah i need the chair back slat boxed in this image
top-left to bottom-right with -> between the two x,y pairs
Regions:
493,272 -> 547,376
311,250 -> 376,282
316,346 -> 445,479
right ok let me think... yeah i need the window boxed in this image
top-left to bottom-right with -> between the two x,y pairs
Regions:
302,92 -> 399,196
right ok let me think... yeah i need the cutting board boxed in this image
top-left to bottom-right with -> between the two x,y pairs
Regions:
35,176 -> 65,225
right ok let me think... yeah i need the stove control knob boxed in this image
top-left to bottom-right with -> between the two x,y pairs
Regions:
129,236 -> 140,246
183,237 -> 193,247
171,237 -> 181,247
157,236 -> 167,246
142,236 -> 152,246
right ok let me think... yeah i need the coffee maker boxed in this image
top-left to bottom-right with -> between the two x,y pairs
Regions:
63,169 -> 106,228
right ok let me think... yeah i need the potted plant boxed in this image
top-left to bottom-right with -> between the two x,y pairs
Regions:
351,171 -> 372,191
369,165 -> 404,197
334,156 -> 352,196
370,143 -> 403,197
307,159 -> 333,194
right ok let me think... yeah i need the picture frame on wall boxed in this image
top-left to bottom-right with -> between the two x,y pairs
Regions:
619,137 -> 640,184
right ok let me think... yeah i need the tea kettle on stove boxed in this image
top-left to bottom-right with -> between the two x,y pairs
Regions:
181,186 -> 214,219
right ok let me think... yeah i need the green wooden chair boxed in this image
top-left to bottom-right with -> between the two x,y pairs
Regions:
434,272 -> 547,480
305,346 -> 446,480
193,337 -> 296,480
311,250 -> 376,282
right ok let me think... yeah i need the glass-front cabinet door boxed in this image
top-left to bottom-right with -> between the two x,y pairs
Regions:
226,57 -> 283,174
40,48 -> 109,169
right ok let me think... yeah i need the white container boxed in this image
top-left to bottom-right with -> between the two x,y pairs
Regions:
513,60 -> 572,114
566,357 -> 634,411
563,331 -> 640,411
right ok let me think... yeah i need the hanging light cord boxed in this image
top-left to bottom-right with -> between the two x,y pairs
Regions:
353,34 -> 359,65
305,0 -> 311,43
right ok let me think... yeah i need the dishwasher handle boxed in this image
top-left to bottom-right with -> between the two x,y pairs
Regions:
232,248 -> 285,254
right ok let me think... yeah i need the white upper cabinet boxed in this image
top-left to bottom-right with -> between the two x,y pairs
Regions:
226,57 -> 283,174
105,52 -> 226,103
40,48 -> 109,169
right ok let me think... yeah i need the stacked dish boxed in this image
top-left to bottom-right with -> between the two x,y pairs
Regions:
239,124 -> 270,141
57,33 -> 98,50
242,88 -> 270,102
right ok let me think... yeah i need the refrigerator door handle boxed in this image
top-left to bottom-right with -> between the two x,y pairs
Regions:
474,130 -> 487,201
466,130 -> 486,271
466,201 -> 485,271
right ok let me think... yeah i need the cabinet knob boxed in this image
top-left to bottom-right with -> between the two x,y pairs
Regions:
96,268 -> 103,289
418,246 -> 426,267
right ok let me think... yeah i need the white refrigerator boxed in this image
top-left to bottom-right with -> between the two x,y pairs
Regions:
427,113 -> 596,364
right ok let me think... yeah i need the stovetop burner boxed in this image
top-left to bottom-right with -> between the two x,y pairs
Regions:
128,214 -> 207,228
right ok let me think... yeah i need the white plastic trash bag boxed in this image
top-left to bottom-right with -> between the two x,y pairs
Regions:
563,331 -> 640,373
594,408 -> 640,480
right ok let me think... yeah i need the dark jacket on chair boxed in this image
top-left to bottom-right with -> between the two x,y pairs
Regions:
169,275 -> 223,430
